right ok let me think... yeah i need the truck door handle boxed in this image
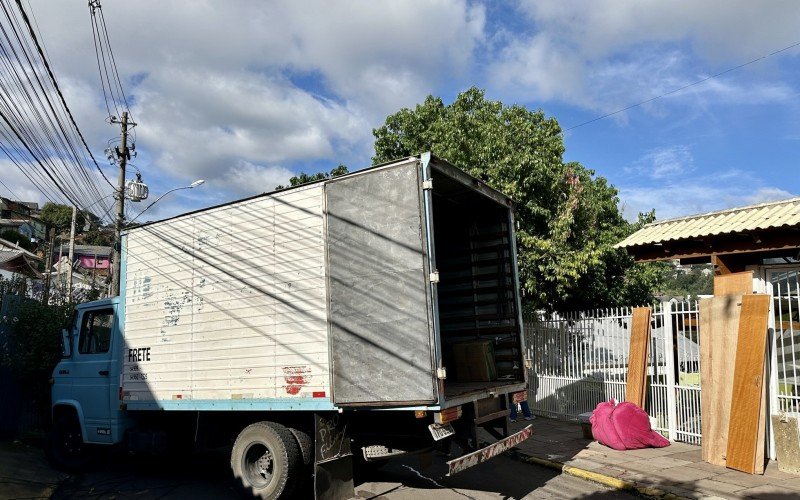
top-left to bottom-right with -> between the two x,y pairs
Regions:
98,370 -> 109,376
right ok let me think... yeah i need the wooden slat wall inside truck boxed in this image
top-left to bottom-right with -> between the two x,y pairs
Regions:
122,184 -> 332,406
326,161 -> 437,405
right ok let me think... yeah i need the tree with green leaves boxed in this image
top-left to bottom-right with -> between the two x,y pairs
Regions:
39,202 -> 104,231
658,264 -> 713,299
274,164 -> 349,190
40,202 -> 85,231
373,87 -> 662,312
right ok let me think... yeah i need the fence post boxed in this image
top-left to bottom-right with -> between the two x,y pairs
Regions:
661,301 -> 678,441
767,281 -> 778,460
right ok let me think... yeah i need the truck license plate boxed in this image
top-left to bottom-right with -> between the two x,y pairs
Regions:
428,423 -> 455,441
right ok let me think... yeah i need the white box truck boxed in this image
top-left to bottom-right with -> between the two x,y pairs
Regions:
49,153 -> 532,499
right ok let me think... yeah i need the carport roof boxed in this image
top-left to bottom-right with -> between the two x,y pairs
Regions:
617,196 -> 800,249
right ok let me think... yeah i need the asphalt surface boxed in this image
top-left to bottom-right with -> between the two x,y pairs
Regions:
43,448 -> 636,500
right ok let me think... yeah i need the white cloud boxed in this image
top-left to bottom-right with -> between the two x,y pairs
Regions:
516,0 -> 800,61
743,187 -> 797,206
490,0 -> 800,115
25,0 -> 486,201
620,169 -> 796,220
619,144 -> 796,220
132,68 -> 367,181
225,161 -> 294,194
0,160 -> 49,204
626,146 -> 694,179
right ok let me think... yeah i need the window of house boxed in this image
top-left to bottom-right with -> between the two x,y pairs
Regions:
77,309 -> 114,354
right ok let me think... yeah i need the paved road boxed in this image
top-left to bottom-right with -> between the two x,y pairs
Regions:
46,449 -> 635,500
355,454 -> 634,499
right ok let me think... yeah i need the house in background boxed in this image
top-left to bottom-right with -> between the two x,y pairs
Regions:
0,197 -> 46,242
0,236 -> 42,279
54,244 -> 112,277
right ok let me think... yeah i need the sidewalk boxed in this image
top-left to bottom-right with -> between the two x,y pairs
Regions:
509,417 -> 800,499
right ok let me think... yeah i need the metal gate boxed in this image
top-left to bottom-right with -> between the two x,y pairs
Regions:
525,301 -> 702,444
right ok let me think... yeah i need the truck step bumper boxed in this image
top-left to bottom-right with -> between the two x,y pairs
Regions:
446,424 -> 532,476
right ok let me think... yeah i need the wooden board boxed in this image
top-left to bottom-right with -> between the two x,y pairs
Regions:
714,271 -> 753,296
726,294 -> 770,474
700,296 -> 742,466
625,307 -> 652,408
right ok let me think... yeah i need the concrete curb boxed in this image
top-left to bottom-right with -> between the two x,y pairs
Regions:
511,451 -> 689,500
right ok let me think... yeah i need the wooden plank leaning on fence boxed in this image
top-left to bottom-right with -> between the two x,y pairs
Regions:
726,294 -> 770,474
700,295 -> 742,466
625,307 -> 652,408
713,271 -> 753,296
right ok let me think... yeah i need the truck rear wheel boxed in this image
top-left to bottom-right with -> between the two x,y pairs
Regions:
46,414 -> 93,472
231,421 -> 301,499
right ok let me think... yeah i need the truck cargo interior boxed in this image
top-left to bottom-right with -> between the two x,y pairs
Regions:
431,169 -> 525,400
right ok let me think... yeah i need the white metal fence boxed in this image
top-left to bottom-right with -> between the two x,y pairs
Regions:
525,301 -> 702,444
770,269 -> 800,416
525,271 -> 800,450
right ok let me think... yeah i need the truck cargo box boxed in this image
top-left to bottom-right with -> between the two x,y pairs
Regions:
120,154 -> 526,411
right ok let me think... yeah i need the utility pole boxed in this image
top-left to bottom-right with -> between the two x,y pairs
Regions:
57,236 -> 63,293
66,204 -> 77,301
42,227 -> 55,304
111,111 -> 130,296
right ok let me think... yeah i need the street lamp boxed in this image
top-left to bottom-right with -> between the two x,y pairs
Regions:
127,179 -> 205,225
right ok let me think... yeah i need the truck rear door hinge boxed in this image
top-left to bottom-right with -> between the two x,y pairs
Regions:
437,367 -> 447,379
429,271 -> 440,283
422,179 -> 433,190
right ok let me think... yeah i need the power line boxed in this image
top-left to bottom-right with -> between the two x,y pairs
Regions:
6,4 -> 105,206
0,3 -> 83,205
0,177 -> 21,199
89,2 -> 118,120
97,3 -> 131,120
565,40 -> 800,131
0,0 -> 117,222
14,0 -> 115,192
89,0 -> 136,146
89,8 -> 113,118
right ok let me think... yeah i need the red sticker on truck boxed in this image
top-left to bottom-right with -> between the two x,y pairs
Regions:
282,366 -> 310,395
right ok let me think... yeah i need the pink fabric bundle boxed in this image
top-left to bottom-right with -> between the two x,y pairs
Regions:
590,400 -> 670,450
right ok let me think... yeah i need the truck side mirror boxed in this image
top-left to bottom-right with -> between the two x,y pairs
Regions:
61,329 -> 71,358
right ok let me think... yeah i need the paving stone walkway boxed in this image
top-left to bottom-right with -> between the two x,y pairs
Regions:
510,416 -> 800,499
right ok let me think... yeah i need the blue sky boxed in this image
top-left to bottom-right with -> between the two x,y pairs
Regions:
4,0 -> 799,222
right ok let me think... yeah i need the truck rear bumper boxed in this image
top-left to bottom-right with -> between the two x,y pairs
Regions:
446,424 -> 532,476
442,381 -> 526,409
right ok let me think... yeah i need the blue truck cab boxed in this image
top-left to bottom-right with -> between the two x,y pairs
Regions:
50,298 -> 127,466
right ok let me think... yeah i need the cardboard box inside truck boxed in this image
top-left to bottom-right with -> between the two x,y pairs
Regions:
452,340 -> 497,382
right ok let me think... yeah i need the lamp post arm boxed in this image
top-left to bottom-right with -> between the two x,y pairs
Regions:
126,180 -> 204,226
127,187 -> 182,225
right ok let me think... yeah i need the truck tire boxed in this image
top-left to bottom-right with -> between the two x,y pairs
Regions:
46,414 -> 93,473
231,421 -> 301,499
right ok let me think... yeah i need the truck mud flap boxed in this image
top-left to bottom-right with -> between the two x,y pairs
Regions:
314,412 -> 354,500
446,424 -> 532,476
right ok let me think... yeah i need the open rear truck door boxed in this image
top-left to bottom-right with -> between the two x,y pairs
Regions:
326,161 -> 438,406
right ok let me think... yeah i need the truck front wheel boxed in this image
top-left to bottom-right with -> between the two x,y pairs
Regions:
231,421 -> 301,499
46,414 -> 93,472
